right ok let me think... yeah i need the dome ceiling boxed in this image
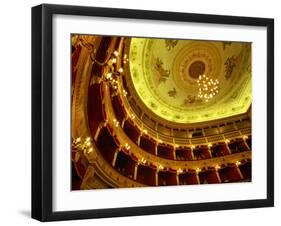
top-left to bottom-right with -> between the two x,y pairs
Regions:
127,38 -> 252,123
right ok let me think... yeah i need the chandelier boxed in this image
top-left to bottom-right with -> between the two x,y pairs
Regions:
197,74 -> 219,102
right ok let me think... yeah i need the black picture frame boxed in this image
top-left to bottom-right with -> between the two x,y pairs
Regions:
32,3 -> 274,222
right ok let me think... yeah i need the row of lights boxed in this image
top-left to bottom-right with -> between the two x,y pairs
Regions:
117,108 -> 249,151
112,117 -> 247,149
109,115 -> 248,169
73,138 -> 242,175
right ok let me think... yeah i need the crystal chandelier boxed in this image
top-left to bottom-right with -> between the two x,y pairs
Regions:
197,75 -> 219,102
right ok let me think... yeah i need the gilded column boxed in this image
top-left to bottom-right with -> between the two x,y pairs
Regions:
225,141 -> 232,154
191,147 -> 195,160
236,165 -> 244,180
176,174 -> 180,185
207,145 -> 213,158
134,164 -> 138,180
112,149 -> 119,167
173,148 -> 176,160
215,169 -> 222,183
155,171 -> 159,186
195,172 -> 200,184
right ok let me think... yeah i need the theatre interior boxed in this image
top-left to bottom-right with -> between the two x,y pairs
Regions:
71,34 -> 252,190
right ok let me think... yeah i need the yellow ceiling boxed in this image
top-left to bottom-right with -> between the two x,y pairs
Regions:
127,38 -> 252,123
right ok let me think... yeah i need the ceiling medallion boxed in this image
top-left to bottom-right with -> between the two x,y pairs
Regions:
188,60 -> 206,79
197,74 -> 220,102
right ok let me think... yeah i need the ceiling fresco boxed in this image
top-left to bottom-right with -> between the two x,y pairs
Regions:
127,38 -> 252,123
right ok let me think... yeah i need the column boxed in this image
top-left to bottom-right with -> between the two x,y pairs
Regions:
112,149 -> 119,167
173,148 -> 176,160
195,172 -> 200,184
155,143 -> 158,156
122,115 -> 129,128
191,147 -> 195,160
155,171 -> 159,186
201,128 -> 206,137
176,174 -> 180,185
133,164 -> 138,180
236,165 -> 244,180
233,121 -> 238,130
215,169 -> 222,183
225,141 -> 232,154
137,134 -> 141,146
140,111 -> 145,120
243,136 -> 250,150
207,145 -> 213,158
121,117 -> 126,128
94,123 -> 103,141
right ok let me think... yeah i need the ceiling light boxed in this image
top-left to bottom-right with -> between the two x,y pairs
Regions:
236,161 -> 241,166
140,158 -> 147,164
177,168 -> 183,174
215,165 -> 221,170
197,74 -> 220,102
87,148 -> 93,154
112,58 -> 117,64
158,165 -> 164,170
86,142 -> 91,146
124,143 -> 131,150
113,50 -> 119,57
123,89 -> 127,96
113,119 -> 119,127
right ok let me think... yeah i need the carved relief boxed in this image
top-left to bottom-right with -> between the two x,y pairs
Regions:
222,41 -> 232,50
173,115 -> 182,120
168,88 -> 177,97
149,101 -> 158,110
165,39 -> 178,50
224,55 -> 237,79
231,91 -> 238,99
154,58 -> 170,84
182,95 -> 203,106
130,45 -> 138,61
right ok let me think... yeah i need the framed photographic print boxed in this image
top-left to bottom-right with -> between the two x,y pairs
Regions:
32,4 -> 274,221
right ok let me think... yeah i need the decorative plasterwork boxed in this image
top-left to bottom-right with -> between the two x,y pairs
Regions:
127,38 -> 252,123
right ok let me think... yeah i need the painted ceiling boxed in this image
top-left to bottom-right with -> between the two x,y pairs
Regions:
127,38 -> 252,123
